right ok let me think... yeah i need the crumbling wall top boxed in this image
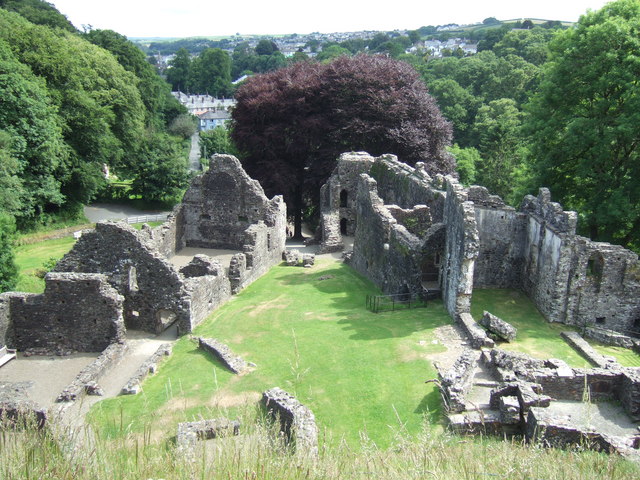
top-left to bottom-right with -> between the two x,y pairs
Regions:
520,188 -> 578,235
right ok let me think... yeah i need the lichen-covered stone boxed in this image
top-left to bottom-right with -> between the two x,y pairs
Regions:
261,387 -> 318,456
480,311 -> 517,342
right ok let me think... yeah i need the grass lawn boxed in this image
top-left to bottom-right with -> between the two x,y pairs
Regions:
591,343 -> 640,367
14,236 -> 76,293
89,259 -> 452,448
471,289 -> 590,367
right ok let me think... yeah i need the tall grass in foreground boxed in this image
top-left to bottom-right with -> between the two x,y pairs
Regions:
1,415 -> 638,480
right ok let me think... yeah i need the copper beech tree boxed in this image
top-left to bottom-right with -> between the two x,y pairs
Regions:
231,54 -> 454,239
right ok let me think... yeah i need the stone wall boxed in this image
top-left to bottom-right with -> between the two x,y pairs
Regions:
55,222 -> 190,334
318,152 -> 375,252
350,175 -> 424,296
1,273 -> 125,353
181,155 -> 286,252
473,205 -> 527,288
261,387 -> 318,456
441,177 -> 479,317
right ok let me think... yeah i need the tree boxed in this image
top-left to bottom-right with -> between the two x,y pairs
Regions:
128,132 -> 189,202
199,126 -> 238,159
187,48 -> 232,96
316,44 -> 351,62
168,114 -> 197,139
471,99 -> 524,201
0,0 -> 76,32
0,212 -> 17,292
85,29 -> 184,128
255,39 -> 278,55
449,144 -> 479,186
525,0 -> 640,250
166,48 -> 191,92
232,55 -> 453,238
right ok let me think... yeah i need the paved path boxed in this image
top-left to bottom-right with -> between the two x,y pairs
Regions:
83,203 -> 170,223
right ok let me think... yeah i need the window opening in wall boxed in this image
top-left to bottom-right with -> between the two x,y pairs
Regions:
340,218 -> 348,235
340,189 -> 348,208
586,253 -> 604,292
595,317 -> 606,325
128,266 -> 139,293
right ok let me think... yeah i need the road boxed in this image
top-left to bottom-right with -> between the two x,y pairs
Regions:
83,203 -> 170,223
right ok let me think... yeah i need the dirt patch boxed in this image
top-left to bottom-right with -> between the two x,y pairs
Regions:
426,324 -> 468,371
209,390 -> 261,408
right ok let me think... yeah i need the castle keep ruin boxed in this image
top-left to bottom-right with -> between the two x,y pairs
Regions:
320,152 -> 640,337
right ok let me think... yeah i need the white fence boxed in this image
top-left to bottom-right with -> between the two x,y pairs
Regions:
126,214 -> 169,224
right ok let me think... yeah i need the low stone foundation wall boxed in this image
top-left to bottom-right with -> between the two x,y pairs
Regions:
585,327 -> 640,351
121,343 -> 172,395
261,387 -> 318,456
525,407 -> 627,453
57,342 -> 128,402
198,337 -> 250,374
176,417 -> 240,455
436,348 -> 479,413
561,331 -> 618,369
458,313 -> 494,349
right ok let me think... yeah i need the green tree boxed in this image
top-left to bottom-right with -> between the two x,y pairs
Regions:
188,48 -> 232,96
493,28 -> 554,65
0,38 -> 66,225
166,48 -> 191,92
168,114 -> 197,139
449,144 -> 479,185
316,44 -> 351,62
128,132 -> 189,202
85,29 -> 184,128
0,0 -> 76,32
0,212 -> 18,292
428,78 -> 480,146
525,0 -> 640,249
472,98 -> 524,201
199,126 -> 238,159
255,39 -> 278,55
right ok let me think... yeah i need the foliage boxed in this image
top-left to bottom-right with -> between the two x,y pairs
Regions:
493,27 -> 555,65
165,47 -> 191,92
448,144 -> 479,185
127,132 -> 189,202
199,126 -> 238,158
232,55 -> 453,237
0,0 -> 76,31
84,29 -> 185,128
0,37 -> 67,225
167,113 -> 197,139
0,212 -> 18,292
187,47 -> 232,96
316,44 -> 351,62
471,98 -> 525,201
525,0 -> 640,249
231,41 -> 287,79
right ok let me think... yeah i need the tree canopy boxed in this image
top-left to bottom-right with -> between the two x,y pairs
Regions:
525,0 -> 640,249
232,54 -> 453,237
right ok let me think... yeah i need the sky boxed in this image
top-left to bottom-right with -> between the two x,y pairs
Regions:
49,0 -> 612,38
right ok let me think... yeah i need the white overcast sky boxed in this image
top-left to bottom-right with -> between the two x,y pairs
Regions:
49,0 -> 612,38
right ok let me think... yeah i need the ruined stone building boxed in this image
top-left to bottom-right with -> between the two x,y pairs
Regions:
319,152 -> 640,337
0,155 -> 286,353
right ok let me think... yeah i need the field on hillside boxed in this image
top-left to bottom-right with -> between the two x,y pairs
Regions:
89,259 -> 452,448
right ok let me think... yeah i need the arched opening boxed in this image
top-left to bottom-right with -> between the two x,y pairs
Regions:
340,189 -> 348,208
340,218 -> 348,235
